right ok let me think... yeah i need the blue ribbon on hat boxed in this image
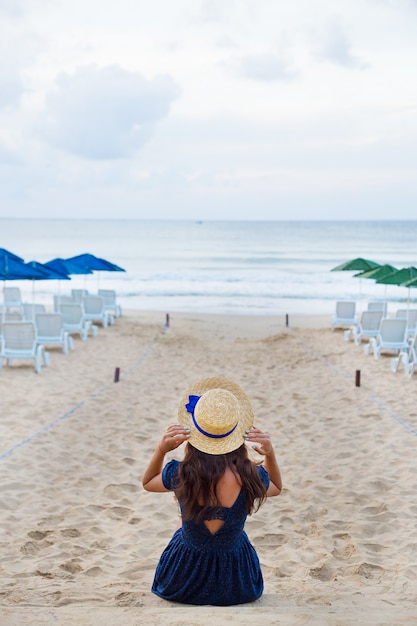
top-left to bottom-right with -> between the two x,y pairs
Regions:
185,395 -> 238,439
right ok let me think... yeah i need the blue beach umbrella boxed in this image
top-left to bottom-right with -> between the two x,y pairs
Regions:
66,253 -> 125,273
66,253 -> 126,290
44,258 -> 94,276
0,256 -> 46,280
26,261 -> 71,280
25,260 -> 71,304
0,256 -> 47,309
0,248 -> 25,263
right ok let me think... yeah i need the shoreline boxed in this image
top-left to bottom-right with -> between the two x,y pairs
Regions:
1,310 -> 416,625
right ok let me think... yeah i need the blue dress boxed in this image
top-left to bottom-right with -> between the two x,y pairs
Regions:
151,459 -> 270,606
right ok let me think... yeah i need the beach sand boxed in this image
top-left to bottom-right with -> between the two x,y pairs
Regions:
0,310 -> 416,625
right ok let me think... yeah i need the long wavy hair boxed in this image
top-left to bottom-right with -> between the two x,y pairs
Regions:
175,443 -> 267,523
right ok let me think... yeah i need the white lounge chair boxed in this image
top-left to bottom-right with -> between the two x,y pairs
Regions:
35,313 -> 74,354
2,287 -> 23,312
331,301 -> 357,332
366,318 -> 408,359
23,303 -> 46,321
98,289 -> 122,318
390,331 -> 417,377
82,296 -> 114,328
0,321 -> 49,373
367,301 -> 388,316
345,310 -> 383,345
2,311 -> 23,322
59,303 -> 98,340
71,289 -> 89,303
395,309 -> 417,338
53,294 -> 74,312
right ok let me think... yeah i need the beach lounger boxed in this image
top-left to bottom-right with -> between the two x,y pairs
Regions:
0,321 -> 50,373
23,303 -> 46,321
345,310 -> 383,344
98,289 -> 122,318
59,303 -> 98,340
82,296 -> 114,327
366,318 -> 408,359
390,331 -> 417,377
2,287 -> 23,312
331,301 -> 357,332
2,311 -> 23,322
395,309 -> 417,338
367,301 -> 388,316
35,312 -> 74,354
71,289 -> 89,303
53,294 -> 74,312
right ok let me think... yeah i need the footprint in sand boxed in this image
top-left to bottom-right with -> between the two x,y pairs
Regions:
309,562 -> 335,581
356,562 -> 384,579
106,506 -> 133,519
60,560 -> 83,574
27,530 -> 51,541
104,483 -> 140,499
60,528 -> 81,538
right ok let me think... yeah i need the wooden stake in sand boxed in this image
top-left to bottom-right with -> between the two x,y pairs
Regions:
114,367 -> 120,383
355,369 -> 361,387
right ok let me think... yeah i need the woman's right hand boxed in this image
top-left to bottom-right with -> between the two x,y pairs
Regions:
159,424 -> 190,453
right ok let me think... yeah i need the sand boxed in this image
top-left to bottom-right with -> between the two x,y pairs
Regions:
0,310 -> 416,625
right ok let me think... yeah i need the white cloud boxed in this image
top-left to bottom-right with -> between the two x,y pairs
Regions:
0,0 -> 416,219
319,21 -> 367,68
40,65 -> 180,160
235,52 -> 296,81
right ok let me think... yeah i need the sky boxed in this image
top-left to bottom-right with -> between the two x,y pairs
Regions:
0,0 -> 417,220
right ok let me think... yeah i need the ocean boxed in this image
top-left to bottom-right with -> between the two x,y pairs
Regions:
1,219 -> 417,316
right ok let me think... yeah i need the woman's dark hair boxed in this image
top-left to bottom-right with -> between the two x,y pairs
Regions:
175,443 -> 267,523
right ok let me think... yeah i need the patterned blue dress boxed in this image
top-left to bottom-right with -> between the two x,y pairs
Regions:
151,459 -> 270,606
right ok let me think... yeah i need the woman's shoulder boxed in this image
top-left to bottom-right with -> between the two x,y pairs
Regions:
161,459 -> 181,490
255,464 -> 270,489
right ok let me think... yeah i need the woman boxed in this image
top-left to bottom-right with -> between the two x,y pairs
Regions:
142,376 -> 282,606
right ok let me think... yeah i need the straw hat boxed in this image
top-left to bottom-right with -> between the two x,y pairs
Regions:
178,377 -> 254,455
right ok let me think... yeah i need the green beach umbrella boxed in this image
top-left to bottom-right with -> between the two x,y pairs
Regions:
376,267 -> 417,286
402,275 -> 417,288
331,258 -> 381,302
376,266 -> 417,306
353,264 -> 397,280
331,258 -> 381,272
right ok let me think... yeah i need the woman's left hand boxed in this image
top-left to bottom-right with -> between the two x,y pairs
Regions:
244,426 -> 274,456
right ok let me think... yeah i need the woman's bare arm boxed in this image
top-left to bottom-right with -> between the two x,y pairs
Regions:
244,426 -> 282,496
142,424 -> 190,492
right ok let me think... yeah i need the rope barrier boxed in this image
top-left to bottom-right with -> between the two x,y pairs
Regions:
0,330 -> 163,463
291,328 -> 417,439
